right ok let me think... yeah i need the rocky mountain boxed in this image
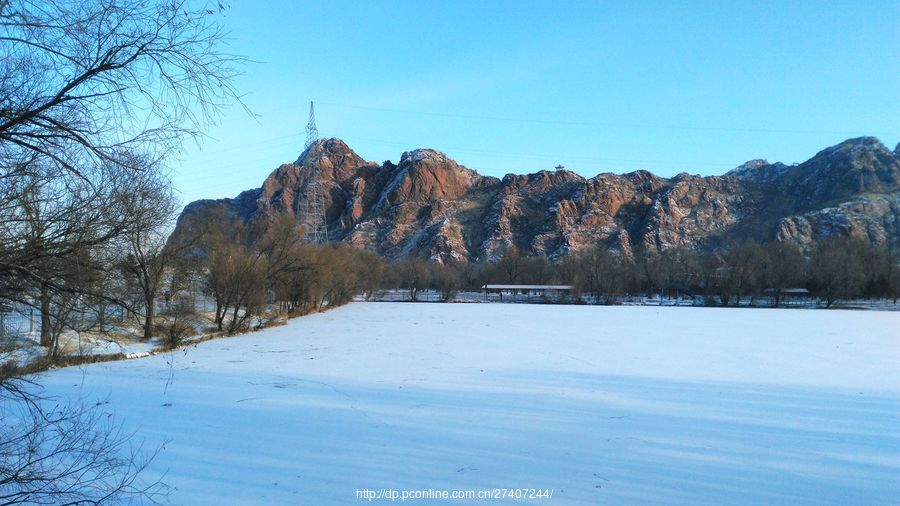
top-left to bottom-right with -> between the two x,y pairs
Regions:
173,137 -> 900,262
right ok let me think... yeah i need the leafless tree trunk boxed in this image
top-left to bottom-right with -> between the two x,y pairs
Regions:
120,167 -> 178,340
38,282 -> 50,347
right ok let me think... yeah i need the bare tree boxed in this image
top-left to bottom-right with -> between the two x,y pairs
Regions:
454,261 -> 484,291
0,0 -> 246,326
887,246 -> 900,304
810,237 -> 868,307
203,213 -> 316,331
574,246 -> 629,304
3,160 -> 132,352
0,0 -> 245,500
0,0 -> 245,184
119,162 -> 179,340
430,263 -> 462,302
495,245 -> 523,284
521,255 -> 553,285
395,258 -> 431,302
634,247 -> 670,298
761,241 -> 806,307
206,237 -> 267,332
723,240 -> 764,306
0,376 -> 166,504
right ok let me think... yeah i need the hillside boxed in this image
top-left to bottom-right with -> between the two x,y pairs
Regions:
174,137 -> 900,262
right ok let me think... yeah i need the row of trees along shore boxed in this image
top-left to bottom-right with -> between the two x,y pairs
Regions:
388,240 -> 900,307
16,198 -> 900,364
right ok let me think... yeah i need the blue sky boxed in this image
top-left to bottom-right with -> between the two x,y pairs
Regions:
171,0 -> 899,207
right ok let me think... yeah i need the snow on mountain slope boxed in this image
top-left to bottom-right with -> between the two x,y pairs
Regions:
36,303 -> 900,505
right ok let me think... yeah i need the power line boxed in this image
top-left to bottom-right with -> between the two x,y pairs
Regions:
342,135 -> 736,170
315,101 -> 861,136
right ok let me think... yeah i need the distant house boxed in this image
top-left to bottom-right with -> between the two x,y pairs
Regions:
482,284 -> 575,298
763,287 -> 812,306
763,288 -> 810,296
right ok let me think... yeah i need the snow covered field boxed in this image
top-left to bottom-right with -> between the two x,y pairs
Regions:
36,303 -> 900,505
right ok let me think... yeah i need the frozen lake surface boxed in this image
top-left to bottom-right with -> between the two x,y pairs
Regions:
37,303 -> 900,504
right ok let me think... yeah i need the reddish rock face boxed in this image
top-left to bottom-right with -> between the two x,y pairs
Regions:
253,138 -> 374,224
341,178 -> 367,227
378,149 -> 484,208
174,137 -> 900,262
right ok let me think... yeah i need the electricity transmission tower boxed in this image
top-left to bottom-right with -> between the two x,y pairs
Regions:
303,101 -> 328,244
305,101 -> 319,149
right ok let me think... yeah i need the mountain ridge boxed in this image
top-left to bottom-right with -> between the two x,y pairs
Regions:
174,136 -> 900,262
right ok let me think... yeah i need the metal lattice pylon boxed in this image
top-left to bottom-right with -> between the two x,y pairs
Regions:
305,101 -> 319,150
302,101 -> 328,244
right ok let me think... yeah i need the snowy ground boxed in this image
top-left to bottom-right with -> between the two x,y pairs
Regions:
1,327 -> 155,367
35,303 -> 900,505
